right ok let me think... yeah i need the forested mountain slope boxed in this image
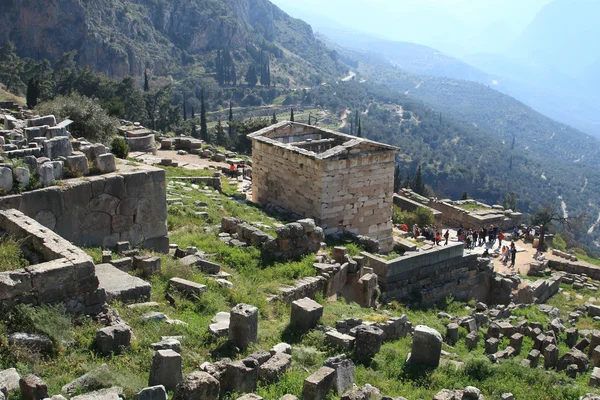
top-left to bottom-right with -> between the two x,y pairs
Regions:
0,0 -> 345,85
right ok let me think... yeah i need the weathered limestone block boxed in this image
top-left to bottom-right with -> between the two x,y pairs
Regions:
485,338 -> 499,354
38,163 -> 55,187
19,375 -> 48,400
27,115 -> 56,128
290,297 -> 323,332
301,366 -> 335,400
95,323 -> 132,355
173,372 -> 219,400
208,312 -> 230,337
221,359 -> 259,395
96,153 -> 117,174
133,385 -> 168,400
543,344 -> 559,368
96,263 -> 151,302
44,137 -> 72,160
70,387 -> 123,400
590,367 -> 600,387
325,330 -> 355,350
0,167 -> 13,192
323,355 -> 355,394
151,338 -> 181,353
354,325 -> 384,364
8,333 -> 53,354
65,154 -> 89,176
0,368 -> 21,393
228,303 -> 258,349
61,364 -> 111,395
258,352 -> 292,383
409,325 -> 443,367
557,349 -> 589,373
149,349 -> 182,390
13,167 -> 30,189
133,256 -> 161,276
446,323 -> 459,345
168,277 -> 206,297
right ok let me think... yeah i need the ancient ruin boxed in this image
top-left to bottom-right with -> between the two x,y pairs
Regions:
249,122 -> 398,252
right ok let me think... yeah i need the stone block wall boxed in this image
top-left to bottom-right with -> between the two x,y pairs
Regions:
0,163 -> 168,252
548,259 -> 600,280
363,243 -> 494,305
427,201 -> 522,230
320,153 -> 395,252
0,209 -> 105,314
393,194 -> 442,219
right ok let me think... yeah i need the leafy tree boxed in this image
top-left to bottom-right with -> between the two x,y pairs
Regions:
35,94 -> 118,143
52,51 -> 77,96
116,76 -> 146,123
215,117 -> 226,147
228,118 -> 270,153
0,41 -> 24,93
290,108 -> 294,122
245,65 -> 258,87
200,89 -> 208,142
271,112 -> 278,124
415,207 -> 435,227
553,233 -> 567,251
503,192 -> 517,211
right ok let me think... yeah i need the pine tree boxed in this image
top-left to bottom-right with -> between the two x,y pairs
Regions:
183,96 -> 187,121
271,112 -> 278,124
403,172 -> 411,189
412,165 -> 425,196
144,69 -> 150,92
200,89 -> 208,142
357,118 -> 362,137
0,41 -> 24,93
26,78 -> 39,109
290,108 -> 294,122
245,65 -> 257,87
215,117 -> 226,146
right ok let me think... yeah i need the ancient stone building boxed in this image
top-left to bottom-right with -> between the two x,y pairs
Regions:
249,122 -> 398,252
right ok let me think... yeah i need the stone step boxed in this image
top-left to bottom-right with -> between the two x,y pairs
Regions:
96,263 -> 151,303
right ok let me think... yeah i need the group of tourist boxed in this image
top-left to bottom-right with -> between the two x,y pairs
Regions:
227,161 -> 248,179
411,224 -> 450,246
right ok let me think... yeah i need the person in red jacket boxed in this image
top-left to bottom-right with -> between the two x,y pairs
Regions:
498,231 -> 505,248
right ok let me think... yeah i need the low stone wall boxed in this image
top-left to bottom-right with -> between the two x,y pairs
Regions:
393,194 -> 442,219
0,163 -> 168,252
221,217 -> 324,259
363,243 -> 494,305
171,175 -> 222,192
0,209 -> 105,314
548,259 -> 600,280
428,201 -> 521,230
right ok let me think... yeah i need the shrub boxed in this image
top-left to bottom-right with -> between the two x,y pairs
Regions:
111,137 -> 130,159
552,233 -> 567,251
415,207 -> 435,227
35,94 -> 118,143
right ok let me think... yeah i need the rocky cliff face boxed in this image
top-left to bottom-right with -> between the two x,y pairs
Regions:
0,0 -> 341,80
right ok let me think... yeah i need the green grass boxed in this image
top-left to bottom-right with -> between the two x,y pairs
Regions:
2,165 -> 600,399
456,203 -> 489,212
0,236 -> 30,272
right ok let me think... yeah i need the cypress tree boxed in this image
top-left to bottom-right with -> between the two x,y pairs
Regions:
191,106 -> 195,119
509,155 -> 513,171
26,78 -> 39,109
191,123 -> 198,139
200,89 -> 208,142
183,96 -> 187,121
216,117 -> 226,146
271,112 -> 277,124
403,172 -> 411,189
228,101 -> 235,146
412,165 -> 425,196
357,118 -> 362,137
144,69 -> 150,92
290,108 -> 294,122
216,50 -> 223,85
308,113 -> 312,125
511,135 -> 516,150
231,61 -> 237,86
393,165 -> 402,193
245,65 -> 257,87
354,110 -> 359,133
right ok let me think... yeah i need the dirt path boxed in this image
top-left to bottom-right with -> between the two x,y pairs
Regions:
339,108 -> 351,129
341,71 -> 356,82
131,150 -> 230,170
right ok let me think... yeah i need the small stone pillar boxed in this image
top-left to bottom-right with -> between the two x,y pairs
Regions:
228,303 -> 258,349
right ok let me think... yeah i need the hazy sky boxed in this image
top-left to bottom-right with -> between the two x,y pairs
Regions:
270,0 -> 554,56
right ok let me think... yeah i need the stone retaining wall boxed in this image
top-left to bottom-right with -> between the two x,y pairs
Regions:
0,163 -> 168,252
363,243 -> 494,305
393,194 -> 442,219
548,259 -> 600,280
427,201 -> 521,230
0,209 -> 105,314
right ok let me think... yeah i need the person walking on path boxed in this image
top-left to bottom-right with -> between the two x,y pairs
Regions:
444,230 -> 450,246
498,231 -> 505,248
228,162 -> 237,179
510,242 -> 517,269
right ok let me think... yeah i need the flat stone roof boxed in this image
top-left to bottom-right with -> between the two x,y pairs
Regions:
249,121 -> 399,160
